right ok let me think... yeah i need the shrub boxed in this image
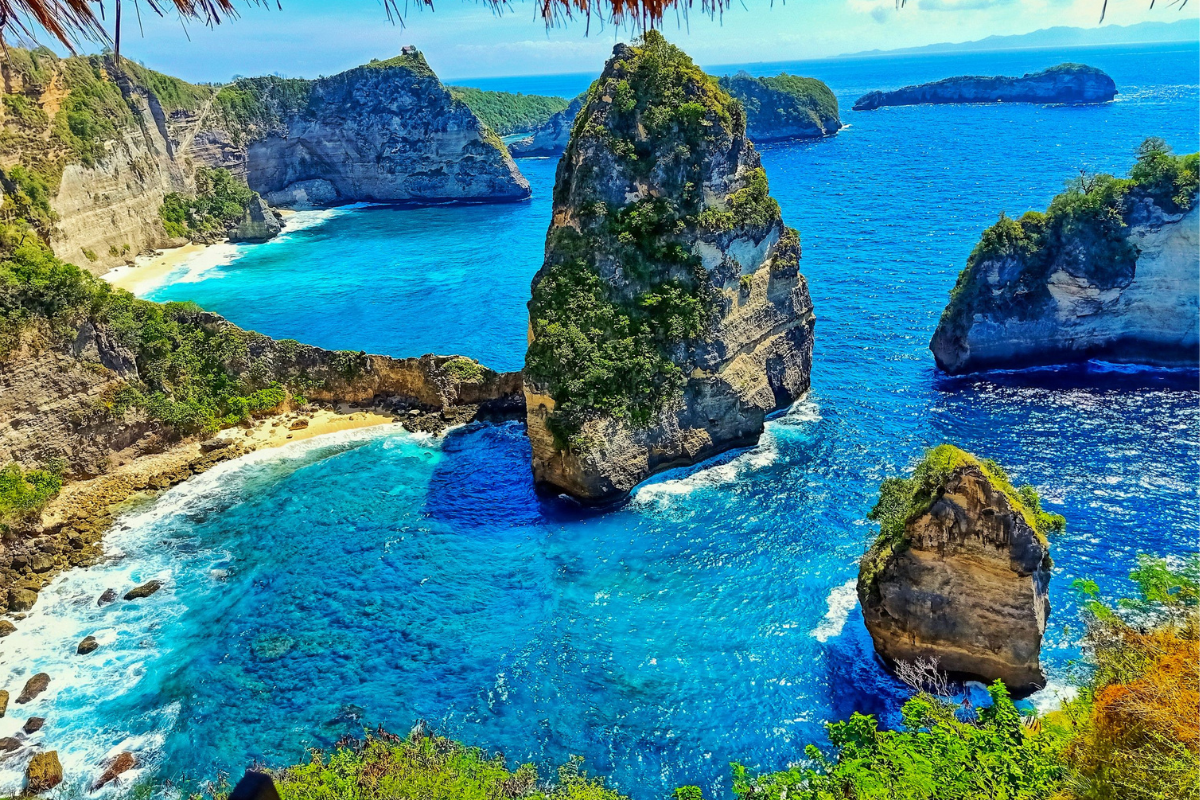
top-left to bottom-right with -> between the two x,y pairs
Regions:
160,167 -> 258,239
0,461 -> 63,531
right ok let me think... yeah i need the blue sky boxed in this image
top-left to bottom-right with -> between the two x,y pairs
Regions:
93,0 -> 1198,83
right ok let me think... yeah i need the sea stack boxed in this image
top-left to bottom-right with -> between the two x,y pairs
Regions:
523,32 -> 815,504
930,139 -> 1199,374
857,445 -> 1062,694
853,63 -> 1117,111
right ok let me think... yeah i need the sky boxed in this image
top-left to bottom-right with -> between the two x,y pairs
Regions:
53,0 -> 1200,84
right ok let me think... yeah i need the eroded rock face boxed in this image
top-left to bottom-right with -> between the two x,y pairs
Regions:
509,95 -> 585,158
931,194 -> 1200,374
853,63 -> 1116,111
857,464 -> 1052,693
719,71 -> 842,142
228,195 -> 283,243
523,35 -> 814,503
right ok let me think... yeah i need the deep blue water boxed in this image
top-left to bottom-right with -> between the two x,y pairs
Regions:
3,42 -> 1197,799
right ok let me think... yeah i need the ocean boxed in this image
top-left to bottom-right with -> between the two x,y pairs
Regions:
5,42 -> 1197,798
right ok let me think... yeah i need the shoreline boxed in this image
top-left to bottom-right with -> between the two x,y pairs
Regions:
103,242 -> 210,294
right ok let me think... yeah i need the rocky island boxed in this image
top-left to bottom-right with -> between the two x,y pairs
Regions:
510,71 -> 841,158
523,32 -> 815,504
0,47 -> 527,273
853,63 -> 1117,111
857,445 -> 1064,693
930,138 -> 1199,374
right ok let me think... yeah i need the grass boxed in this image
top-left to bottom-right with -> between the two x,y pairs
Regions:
0,461 -> 63,532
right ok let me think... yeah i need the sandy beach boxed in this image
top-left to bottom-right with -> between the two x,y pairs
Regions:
103,242 -> 209,294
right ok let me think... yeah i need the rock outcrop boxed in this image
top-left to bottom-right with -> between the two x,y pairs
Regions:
17,673 -> 50,704
510,71 -> 841,159
523,33 -> 814,503
719,72 -> 842,141
930,143 -> 1199,374
25,750 -> 63,793
853,63 -> 1117,111
509,94 -> 585,158
857,446 -> 1058,694
228,195 -> 283,243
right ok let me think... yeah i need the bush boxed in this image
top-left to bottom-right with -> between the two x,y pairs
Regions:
0,461 -> 63,531
160,167 -> 258,239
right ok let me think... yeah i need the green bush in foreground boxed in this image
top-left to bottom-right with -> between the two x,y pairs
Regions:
0,461 -> 63,531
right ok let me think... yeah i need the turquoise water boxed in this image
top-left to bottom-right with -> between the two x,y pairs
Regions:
4,42 -> 1197,798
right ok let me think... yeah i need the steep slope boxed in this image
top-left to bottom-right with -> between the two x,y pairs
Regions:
718,72 -> 841,141
930,140 -> 1199,374
523,33 -> 814,504
509,94 -> 585,157
854,63 -> 1117,110
858,445 -> 1062,694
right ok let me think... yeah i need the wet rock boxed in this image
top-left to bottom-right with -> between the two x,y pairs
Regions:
22,717 -> 43,734
91,751 -> 135,791
0,620 -> 15,637
77,635 -> 99,655
8,589 -> 38,613
228,195 -> 283,244
17,673 -> 50,704
0,737 -> 20,753
124,580 -> 162,600
97,589 -> 118,606
0,690 -> 8,717
25,750 -> 63,793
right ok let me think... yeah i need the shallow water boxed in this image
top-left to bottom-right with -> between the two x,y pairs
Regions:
6,42 -> 1198,799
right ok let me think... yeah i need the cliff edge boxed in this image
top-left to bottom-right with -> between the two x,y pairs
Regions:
853,63 -> 1117,111
930,139 -> 1199,374
523,33 -> 814,504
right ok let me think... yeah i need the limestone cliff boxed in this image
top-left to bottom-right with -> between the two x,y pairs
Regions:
182,53 -> 530,206
930,142 -> 1199,374
857,445 -> 1061,694
853,63 -> 1117,111
718,72 -> 842,142
509,94 -> 585,158
523,33 -> 814,504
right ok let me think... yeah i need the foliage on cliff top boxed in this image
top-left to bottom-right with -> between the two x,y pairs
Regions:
0,460 -> 63,532
0,227 -> 306,435
939,138 -> 1199,333
121,59 -> 215,113
528,33 -> 790,446
160,167 -> 257,240
448,86 -> 569,135
362,51 -> 438,79
199,729 -> 627,800
719,72 -> 840,137
866,444 -> 1065,571
215,76 -> 313,143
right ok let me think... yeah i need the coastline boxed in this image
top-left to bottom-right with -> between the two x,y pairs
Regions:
103,242 -> 210,295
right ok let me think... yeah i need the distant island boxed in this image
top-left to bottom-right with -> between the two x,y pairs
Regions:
853,63 -> 1117,111
447,86 -> 569,136
844,19 -> 1198,58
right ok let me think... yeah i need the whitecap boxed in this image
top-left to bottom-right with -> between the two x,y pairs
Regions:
809,579 -> 857,642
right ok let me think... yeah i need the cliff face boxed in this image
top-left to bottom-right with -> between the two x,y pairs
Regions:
509,95 -> 585,158
930,147 -> 1199,374
858,447 -> 1056,694
854,63 -> 1117,111
719,72 -> 842,142
523,34 -> 814,504
184,54 -> 530,206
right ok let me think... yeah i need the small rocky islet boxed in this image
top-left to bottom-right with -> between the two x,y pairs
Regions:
853,62 -> 1118,110
0,27 -> 1195,800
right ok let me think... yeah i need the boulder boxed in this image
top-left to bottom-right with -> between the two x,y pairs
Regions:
0,620 -> 16,637
91,751 -> 136,791
17,673 -> 50,704
25,750 -> 63,794
228,195 -> 283,244
857,445 -> 1059,694
77,635 -> 99,655
8,589 -> 38,613
523,33 -> 814,504
97,589 -> 118,606
0,737 -> 20,753
0,690 -> 8,717
124,580 -> 162,600
22,717 -> 43,734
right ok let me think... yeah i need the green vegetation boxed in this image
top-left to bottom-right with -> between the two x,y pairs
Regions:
0,227 -> 302,433
363,51 -> 437,79
441,356 -> 486,383
868,444 -> 1065,554
942,138 -> 1199,329
160,167 -> 256,239
0,461 -> 63,531
214,77 -> 312,143
719,72 -> 841,138
122,60 -> 215,113
0,165 -> 57,235
448,86 -> 570,135
54,56 -> 138,168
527,32 -> 783,446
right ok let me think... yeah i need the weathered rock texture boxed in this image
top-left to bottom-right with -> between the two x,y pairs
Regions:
853,63 -> 1117,111
930,161 -> 1199,374
523,34 -> 814,503
719,72 -> 842,141
186,53 -> 530,206
229,195 -> 283,243
0,49 -> 527,275
509,95 -> 585,158
858,451 -> 1053,694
